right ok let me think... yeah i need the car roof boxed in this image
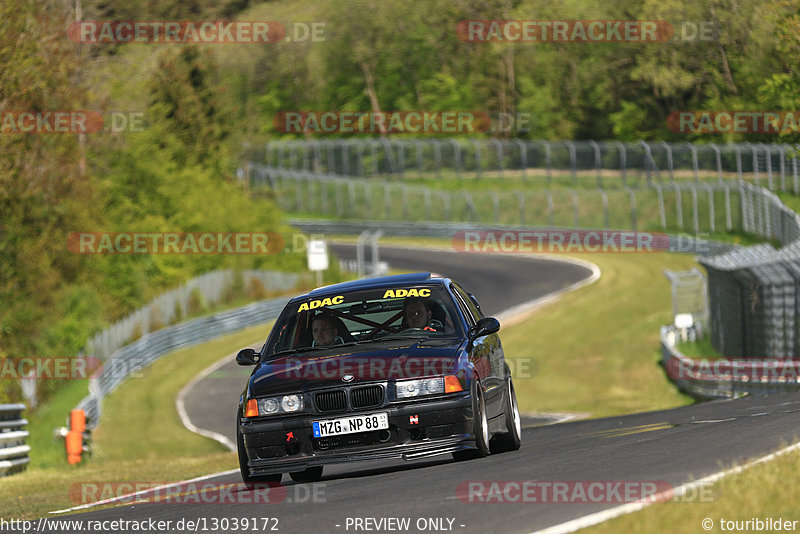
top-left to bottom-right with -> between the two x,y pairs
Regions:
293,272 -> 448,301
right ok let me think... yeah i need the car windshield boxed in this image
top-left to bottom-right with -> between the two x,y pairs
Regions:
264,284 -> 464,357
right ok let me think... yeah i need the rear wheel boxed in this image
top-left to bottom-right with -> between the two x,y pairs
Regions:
289,466 -> 324,482
237,415 -> 282,488
491,378 -> 522,453
452,379 -> 490,461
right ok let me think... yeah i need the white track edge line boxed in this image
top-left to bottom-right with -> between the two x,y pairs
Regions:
49,468 -> 241,514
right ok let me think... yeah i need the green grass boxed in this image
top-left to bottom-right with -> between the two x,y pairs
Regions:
500,252 -> 697,417
676,337 -> 725,360
586,442 -> 800,533
1,324 -> 271,520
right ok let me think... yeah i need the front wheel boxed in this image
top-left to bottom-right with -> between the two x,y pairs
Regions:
452,379 -> 490,461
491,377 -> 522,453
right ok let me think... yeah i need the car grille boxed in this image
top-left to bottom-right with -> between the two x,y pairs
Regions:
313,384 -> 386,413
314,390 -> 347,413
351,385 -> 384,409
312,428 -> 398,451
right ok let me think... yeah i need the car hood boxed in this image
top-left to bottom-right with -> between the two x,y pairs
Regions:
248,338 -> 464,397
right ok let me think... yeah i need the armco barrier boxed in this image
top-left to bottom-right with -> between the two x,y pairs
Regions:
0,404 -> 29,476
75,298 -> 290,429
661,326 -> 800,400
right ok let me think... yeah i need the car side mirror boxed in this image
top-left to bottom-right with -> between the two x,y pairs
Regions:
236,348 -> 261,366
468,317 -> 500,341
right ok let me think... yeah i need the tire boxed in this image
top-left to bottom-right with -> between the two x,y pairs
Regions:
490,377 -> 522,454
289,466 -> 324,483
237,417 -> 282,488
452,379 -> 491,461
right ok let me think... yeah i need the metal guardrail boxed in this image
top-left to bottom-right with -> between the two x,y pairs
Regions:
252,139 -> 800,191
76,298 -> 290,429
661,327 -> 800,399
86,269 -> 301,361
0,404 -> 29,476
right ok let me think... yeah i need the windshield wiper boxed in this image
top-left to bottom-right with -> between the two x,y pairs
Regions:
265,346 -> 333,359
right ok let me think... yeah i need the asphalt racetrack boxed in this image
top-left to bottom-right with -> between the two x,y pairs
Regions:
44,245 -> 800,534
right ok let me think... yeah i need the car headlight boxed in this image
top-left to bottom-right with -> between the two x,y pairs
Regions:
396,377 -> 444,398
245,394 -> 304,417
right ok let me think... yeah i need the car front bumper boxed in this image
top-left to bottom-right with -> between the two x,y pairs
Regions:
240,393 -> 474,475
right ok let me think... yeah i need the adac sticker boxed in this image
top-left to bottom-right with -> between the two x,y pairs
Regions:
382,288 -> 431,298
298,295 -> 344,312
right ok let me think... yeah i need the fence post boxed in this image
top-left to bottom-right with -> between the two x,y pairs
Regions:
589,140 -> 602,188
615,141 -> 627,187
652,184 -> 667,230
473,139 -> 483,180
661,141 -> 675,184
545,190 -> 554,227
566,141 -> 577,186
761,143 -> 774,190
491,192 -> 500,223
516,140 -> 528,183
597,188 -> 610,229
462,190 -> 476,222
710,143 -> 723,184
687,142 -> 700,184
491,138 -> 503,178
724,182 -> 733,231
541,140 -> 552,186
517,191 -> 526,226
569,188 -> 579,228
449,139 -> 461,181
624,187 -> 637,230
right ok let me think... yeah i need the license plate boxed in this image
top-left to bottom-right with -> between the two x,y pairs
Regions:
312,413 -> 389,438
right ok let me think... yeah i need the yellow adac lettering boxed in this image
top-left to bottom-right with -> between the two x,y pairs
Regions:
419,288 -> 431,297
383,289 -> 395,298
395,289 -> 408,297
300,295 -> 344,311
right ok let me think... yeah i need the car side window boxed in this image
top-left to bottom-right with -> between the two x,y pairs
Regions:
450,283 -> 478,326
453,284 -> 483,322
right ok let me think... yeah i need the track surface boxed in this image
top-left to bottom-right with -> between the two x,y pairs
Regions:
45,246 -> 800,533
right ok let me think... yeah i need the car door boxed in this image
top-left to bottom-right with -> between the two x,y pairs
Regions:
450,283 -> 504,419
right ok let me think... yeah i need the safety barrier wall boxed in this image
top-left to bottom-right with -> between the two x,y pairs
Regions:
0,404 -> 29,477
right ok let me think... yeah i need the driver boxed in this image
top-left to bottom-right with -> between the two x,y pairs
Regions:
403,297 -> 441,331
311,313 -> 344,346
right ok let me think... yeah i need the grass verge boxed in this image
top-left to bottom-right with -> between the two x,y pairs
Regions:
1,324 -> 271,520
586,441 -> 800,533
